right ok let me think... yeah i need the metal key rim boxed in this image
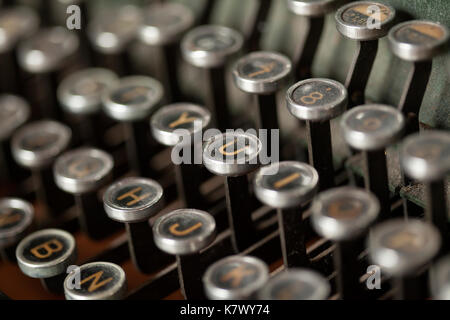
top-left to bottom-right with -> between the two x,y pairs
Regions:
16,228 -> 77,278
0,6 -> 40,53
388,20 -> 450,62
232,51 -> 292,94
203,132 -> 262,177
87,5 -> 143,55
17,27 -> 79,74
311,186 -> 380,241
254,161 -> 319,209
153,209 -> 216,255
138,2 -> 195,46
335,1 -> 396,40
340,104 -> 405,151
203,255 -> 269,300
151,103 -> 211,147
103,177 -> 164,223
64,262 -> 127,300
368,219 -> 441,277
11,120 -> 72,169
286,78 -> 348,121
181,25 -> 244,68
53,148 -> 114,194
0,198 -> 34,246
102,76 -> 164,122
58,68 -> 119,115
258,269 -> 331,300
400,130 -> 450,182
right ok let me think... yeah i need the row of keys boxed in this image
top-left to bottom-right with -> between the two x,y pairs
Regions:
7,200 -> 450,300
1,119 -> 448,299
1,1 -> 447,125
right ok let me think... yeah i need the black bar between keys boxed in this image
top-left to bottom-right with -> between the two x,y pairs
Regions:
306,121 -> 335,191
346,40 -> 378,108
205,67 -> 232,131
225,175 -> 256,253
398,61 -> 432,135
294,17 -> 325,81
277,207 -> 309,268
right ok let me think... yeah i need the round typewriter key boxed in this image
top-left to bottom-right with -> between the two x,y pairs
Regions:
0,6 -> 39,94
0,6 -> 39,53
389,21 -> 449,135
336,1 -> 395,40
232,51 -> 291,146
312,187 -> 380,240
254,161 -> 319,268
139,3 -> 194,102
64,262 -> 127,300
430,255 -> 450,300
311,187 -> 379,299
58,68 -> 119,146
17,26 -> 79,76
368,219 -> 441,299
0,95 -> 30,183
0,198 -> 34,248
258,269 -> 330,300
389,21 -> 449,62
18,27 -> 80,119
151,103 -> 211,147
103,76 -> 164,177
401,131 -> 450,182
88,5 -> 141,55
11,120 -> 72,216
151,103 -> 211,208
341,104 -> 405,219
203,255 -> 269,300
11,120 -> 71,169
88,5 -> 142,75
104,177 -> 164,274
335,1 -> 395,108
203,132 -> 262,177
103,76 -> 164,122
401,131 -> 450,247
254,162 -> 319,209
0,198 -> 34,261
181,25 -> 243,131
203,132 -> 262,252
139,3 -> 194,47
341,104 -> 405,150
153,209 -> 216,299
54,148 -> 117,240
287,78 -> 348,190
287,0 -> 342,80
182,25 -> 243,69
153,209 -> 216,255
16,228 -> 77,294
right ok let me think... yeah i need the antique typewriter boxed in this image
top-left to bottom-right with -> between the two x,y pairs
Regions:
0,0 -> 449,301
